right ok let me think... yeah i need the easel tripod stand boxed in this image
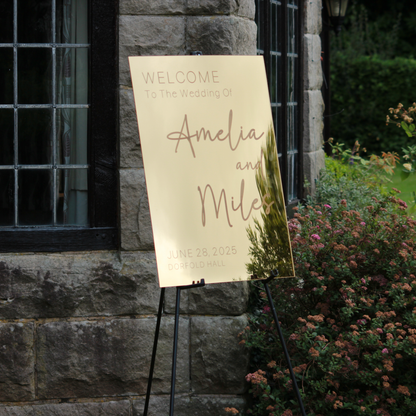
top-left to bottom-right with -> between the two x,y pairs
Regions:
143,271 -> 307,416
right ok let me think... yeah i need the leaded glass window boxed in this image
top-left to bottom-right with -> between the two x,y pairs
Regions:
0,0 -> 118,252
0,0 -> 89,227
255,0 -> 302,204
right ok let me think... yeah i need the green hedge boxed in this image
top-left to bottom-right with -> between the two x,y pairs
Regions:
330,55 -> 416,155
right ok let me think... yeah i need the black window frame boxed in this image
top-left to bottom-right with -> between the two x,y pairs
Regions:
255,0 -> 304,209
0,0 -> 118,253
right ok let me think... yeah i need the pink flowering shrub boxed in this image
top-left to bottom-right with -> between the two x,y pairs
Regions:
242,193 -> 416,416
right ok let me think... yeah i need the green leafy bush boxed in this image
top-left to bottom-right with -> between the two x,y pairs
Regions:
330,55 -> 416,155
240,194 -> 416,416
312,147 -> 400,211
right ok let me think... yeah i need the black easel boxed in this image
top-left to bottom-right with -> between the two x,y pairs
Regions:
143,279 -> 206,416
143,272 -> 306,416
258,270 -> 307,416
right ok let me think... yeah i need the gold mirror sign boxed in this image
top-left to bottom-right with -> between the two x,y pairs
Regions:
129,56 -> 294,288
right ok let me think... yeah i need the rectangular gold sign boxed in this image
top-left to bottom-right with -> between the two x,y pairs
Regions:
129,56 -> 294,287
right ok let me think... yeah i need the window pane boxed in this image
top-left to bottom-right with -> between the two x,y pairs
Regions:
57,168 -> 88,225
57,0 -> 89,44
288,7 -> 295,53
18,48 -> 52,104
18,0 -> 52,43
255,0 -> 262,52
271,1 -> 278,52
0,1 -> 13,43
287,152 -> 298,201
0,171 -> 14,226
287,153 -> 295,201
287,57 -> 295,102
0,48 -> 14,104
272,105 -> 278,142
0,110 -> 14,165
18,109 -> 52,165
287,104 -> 296,151
57,108 -> 88,164
56,48 -> 89,104
271,55 -> 278,103
18,169 -> 53,225
277,106 -> 283,155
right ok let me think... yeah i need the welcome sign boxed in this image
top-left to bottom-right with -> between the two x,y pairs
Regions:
129,56 -> 294,288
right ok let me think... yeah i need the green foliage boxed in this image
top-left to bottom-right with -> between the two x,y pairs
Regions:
242,194 -> 416,416
240,158 -> 416,415
346,0 -> 416,58
311,157 -> 384,212
331,2 -> 402,61
330,55 -> 416,155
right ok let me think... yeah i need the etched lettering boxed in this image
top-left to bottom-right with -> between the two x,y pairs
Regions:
167,110 -> 264,158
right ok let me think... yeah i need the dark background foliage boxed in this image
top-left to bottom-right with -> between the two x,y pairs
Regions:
330,57 -> 416,155
328,0 -> 416,155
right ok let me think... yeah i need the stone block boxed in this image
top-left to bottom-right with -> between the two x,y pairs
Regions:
235,0 -> 256,19
303,149 -> 326,196
191,315 -> 249,394
188,282 -> 249,315
0,323 -> 34,401
120,0 -> 186,16
164,282 -> 249,316
304,34 -> 323,91
119,16 -> 186,87
120,168 -> 154,251
36,317 -> 190,399
0,262 -> 12,301
133,394 -> 247,416
303,90 -> 324,154
164,288 -> 190,315
187,0 -> 255,19
304,0 -> 322,35
187,16 -> 256,56
120,87 -> 142,169
0,252 -> 159,319
0,401 -> 130,416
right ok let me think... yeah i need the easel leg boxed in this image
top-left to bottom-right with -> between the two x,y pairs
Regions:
263,281 -> 307,416
143,288 -> 165,416
169,287 -> 181,416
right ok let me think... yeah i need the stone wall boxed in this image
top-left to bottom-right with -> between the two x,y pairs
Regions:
0,1 -> 324,414
0,1 -> 255,415
303,0 -> 325,196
